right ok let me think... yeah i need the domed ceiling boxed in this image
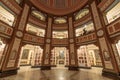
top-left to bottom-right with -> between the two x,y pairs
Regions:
30,0 -> 88,16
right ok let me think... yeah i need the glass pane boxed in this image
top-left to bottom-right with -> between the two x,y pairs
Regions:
54,18 -> 67,24
19,44 -> 43,66
75,21 -> 94,37
26,24 -> 45,37
53,31 -> 68,38
77,44 -> 102,67
0,4 -> 15,26
105,2 -> 120,24
31,10 -> 46,21
75,9 -> 89,20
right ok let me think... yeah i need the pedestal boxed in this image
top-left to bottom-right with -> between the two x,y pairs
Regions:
0,69 -> 17,78
102,69 -> 119,80
40,65 -> 51,70
68,66 -> 79,71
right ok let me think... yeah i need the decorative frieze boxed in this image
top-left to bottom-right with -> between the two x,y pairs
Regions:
0,21 -> 13,36
52,24 -> 68,30
76,33 -> 96,43
52,38 -> 68,45
23,33 -> 44,44
107,18 -> 120,35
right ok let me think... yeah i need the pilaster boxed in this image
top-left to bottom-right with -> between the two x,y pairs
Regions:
89,0 -> 119,78
41,17 -> 53,70
68,16 -> 78,70
0,3 -> 30,77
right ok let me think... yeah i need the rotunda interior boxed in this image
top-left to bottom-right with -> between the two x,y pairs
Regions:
0,0 -> 120,80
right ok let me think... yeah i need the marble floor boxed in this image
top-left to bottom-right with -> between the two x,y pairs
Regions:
0,66 -> 117,80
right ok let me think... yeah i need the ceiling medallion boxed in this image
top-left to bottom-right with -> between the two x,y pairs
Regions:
16,31 -> 23,38
97,30 -> 104,37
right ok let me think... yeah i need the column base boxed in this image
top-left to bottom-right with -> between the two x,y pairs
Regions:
68,66 -> 79,71
0,69 -> 17,78
65,65 -> 69,67
51,65 -> 56,67
102,69 -> 120,80
79,66 -> 91,69
31,66 -> 41,68
40,65 -> 51,70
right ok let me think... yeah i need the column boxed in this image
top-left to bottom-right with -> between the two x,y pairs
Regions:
0,4 -> 30,77
68,16 -> 78,70
90,0 -> 119,77
41,17 -> 53,70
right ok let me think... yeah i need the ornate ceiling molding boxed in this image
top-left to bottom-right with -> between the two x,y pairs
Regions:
30,0 -> 88,15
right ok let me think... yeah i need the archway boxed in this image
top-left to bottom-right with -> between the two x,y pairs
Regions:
77,44 -> 103,68
51,47 -> 69,68
18,44 -> 43,68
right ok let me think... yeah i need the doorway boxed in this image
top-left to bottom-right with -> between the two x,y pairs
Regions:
18,44 -> 43,68
51,47 -> 69,67
77,44 -> 102,68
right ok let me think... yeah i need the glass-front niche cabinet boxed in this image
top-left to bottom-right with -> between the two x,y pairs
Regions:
0,2 -> 15,26
0,37 -> 7,69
